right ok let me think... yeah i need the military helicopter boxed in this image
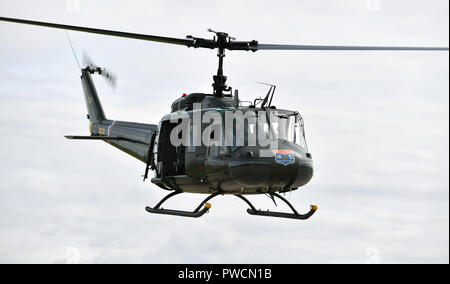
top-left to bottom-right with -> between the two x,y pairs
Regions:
0,16 -> 448,220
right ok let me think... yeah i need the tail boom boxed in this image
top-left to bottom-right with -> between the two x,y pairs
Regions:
75,68 -> 158,163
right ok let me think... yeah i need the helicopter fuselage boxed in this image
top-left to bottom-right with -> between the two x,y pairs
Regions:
91,112 -> 312,196
80,68 -> 313,195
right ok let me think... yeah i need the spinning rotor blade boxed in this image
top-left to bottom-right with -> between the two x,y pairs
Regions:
83,52 -> 117,89
102,71 -> 117,89
82,52 -> 96,69
255,44 -> 449,51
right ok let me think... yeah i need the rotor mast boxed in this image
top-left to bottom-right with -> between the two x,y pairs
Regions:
187,29 -> 257,97
211,30 -> 231,97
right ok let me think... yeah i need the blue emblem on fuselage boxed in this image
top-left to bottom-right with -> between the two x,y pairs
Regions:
273,150 -> 296,166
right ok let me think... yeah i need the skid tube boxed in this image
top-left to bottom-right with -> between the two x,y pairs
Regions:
145,191 -> 317,220
235,193 -> 318,220
145,191 -> 221,218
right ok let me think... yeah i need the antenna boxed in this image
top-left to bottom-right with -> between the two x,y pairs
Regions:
233,89 -> 239,108
256,82 -> 277,108
64,30 -> 81,71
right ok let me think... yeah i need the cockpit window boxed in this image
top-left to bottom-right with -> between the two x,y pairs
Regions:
224,110 -> 308,151
266,112 -> 308,150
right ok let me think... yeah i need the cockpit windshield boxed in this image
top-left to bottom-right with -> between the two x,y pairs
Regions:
271,112 -> 308,150
224,110 -> 309,151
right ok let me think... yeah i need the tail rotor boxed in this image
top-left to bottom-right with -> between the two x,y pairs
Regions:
83,52 -> 117,89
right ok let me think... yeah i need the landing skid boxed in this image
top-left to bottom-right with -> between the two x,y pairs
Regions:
235,193 -> 318,220
145,191 -> 221,218
145,191 -> 317,220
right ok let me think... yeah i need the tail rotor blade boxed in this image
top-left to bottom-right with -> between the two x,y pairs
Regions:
83,51 -> 97,69
101,69 -> 117,89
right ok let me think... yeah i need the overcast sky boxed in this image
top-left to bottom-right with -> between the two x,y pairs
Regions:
0,0 -> 448,264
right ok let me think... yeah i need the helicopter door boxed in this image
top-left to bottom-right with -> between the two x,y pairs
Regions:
157,120 -> 185,177
185,124 -> 207,180
205,129 -> 228,179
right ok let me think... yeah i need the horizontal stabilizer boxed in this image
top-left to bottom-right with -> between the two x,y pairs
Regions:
65,135 -> 121,140
64,135 -> 146,144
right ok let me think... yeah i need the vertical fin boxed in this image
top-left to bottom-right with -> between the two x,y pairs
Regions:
81,68 -> 106,123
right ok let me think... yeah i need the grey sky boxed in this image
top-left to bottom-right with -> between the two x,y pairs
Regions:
0,0 -> 448,263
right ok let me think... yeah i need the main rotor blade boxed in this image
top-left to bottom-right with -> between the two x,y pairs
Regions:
1,16 -> 448,52
257,44 -> 449,51
0,16 -> 193,47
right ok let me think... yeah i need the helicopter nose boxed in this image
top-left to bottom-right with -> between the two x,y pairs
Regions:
228,148 -> 313,188
294,159 -> 314,187
270,150 -> 314,188
228,159 -> 272,187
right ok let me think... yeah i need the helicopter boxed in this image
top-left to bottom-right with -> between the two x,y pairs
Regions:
0,16 -> 448,220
